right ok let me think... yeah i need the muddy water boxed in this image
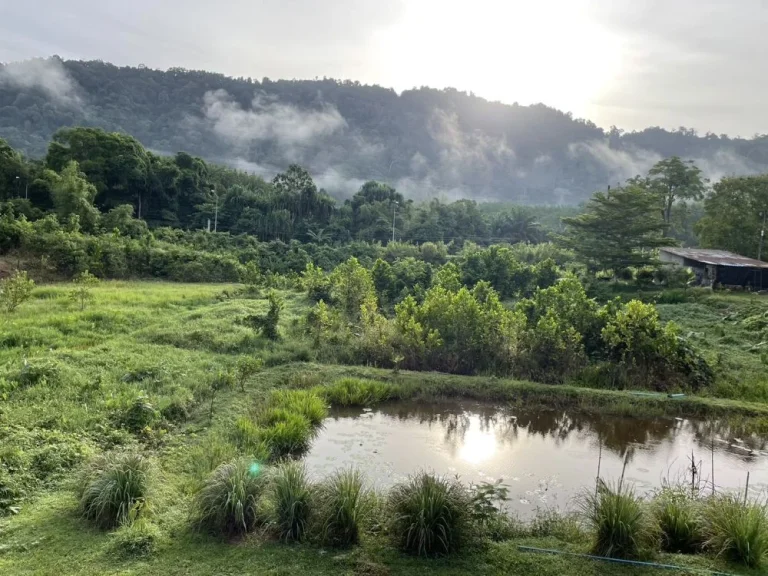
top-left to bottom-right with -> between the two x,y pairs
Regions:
305,400 -> 768,517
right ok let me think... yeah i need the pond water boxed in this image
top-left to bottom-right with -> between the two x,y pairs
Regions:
305,400 -> 768,517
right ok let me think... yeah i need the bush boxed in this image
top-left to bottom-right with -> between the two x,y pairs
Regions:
160,398 -> 190,423
230,417 -> 270,458
259,412 -> 314,458
235,356 -> 263,392
194,458 -> 266,536
321,378 -> 395,407
243,290 -> 283,340
580,481 -> 656,559
78,452 -> 151,529
517,312 -> 586,383
0,270 -> 35,312
264,461 -> 313,542
269,390 -> 328,427
16,358 -> 62,388
317,468 -> 371,547
389,472 -> 471,557
601,299 -> 710,391
652,487 -> 703,553
110,517 -> 160,557
69,269 -> 99,310
122,396 -> 159,432
703,494 -> 768,568
301,262 -> 331,302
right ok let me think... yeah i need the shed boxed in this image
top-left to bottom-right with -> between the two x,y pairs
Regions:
659,247 -> 768,290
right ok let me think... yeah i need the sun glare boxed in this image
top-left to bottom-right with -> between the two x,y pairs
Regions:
458,416 -> 498,464
372,0 -> 623,119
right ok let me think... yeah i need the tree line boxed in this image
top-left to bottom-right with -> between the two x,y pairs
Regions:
2,124 -> 767,280
0,127 -> 551,245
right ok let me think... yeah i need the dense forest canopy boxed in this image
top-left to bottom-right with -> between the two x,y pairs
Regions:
3,57 -> 768,204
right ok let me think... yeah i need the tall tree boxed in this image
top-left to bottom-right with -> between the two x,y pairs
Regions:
50,161 -> 100,232
696,175 -> 768,259
46,127 -> 152,217
646,157 -> 707,229
0,137 -> 27,200
561,185 -> 673,273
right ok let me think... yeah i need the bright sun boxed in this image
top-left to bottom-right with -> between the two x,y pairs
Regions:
371,0 -> 623,120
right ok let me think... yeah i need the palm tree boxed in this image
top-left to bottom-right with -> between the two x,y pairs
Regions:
490,208 -> 544,244
306,227 -> 329,244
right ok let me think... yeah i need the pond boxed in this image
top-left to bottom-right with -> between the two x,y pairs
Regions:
305,400 -> 768,517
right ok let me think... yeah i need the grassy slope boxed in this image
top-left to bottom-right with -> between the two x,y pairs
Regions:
0,281 -> 766,575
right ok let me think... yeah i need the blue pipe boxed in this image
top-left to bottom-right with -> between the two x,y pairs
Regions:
517,546 -> 735,576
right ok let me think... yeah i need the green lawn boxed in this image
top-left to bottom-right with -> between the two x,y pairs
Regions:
1,281 -> 766,575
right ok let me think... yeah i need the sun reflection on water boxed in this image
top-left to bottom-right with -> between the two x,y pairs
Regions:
458,415 -> 498,464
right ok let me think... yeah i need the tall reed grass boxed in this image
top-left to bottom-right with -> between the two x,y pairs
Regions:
320,378 -> 395,407
652,487 -> 702,554
389,472 -> 471,557
316,468 -> 371,547
580,481 -> 656,559
193,458 -> 266,536
78,452 -> 151,529
263,461 -> 313,542
703,493 -> 768,568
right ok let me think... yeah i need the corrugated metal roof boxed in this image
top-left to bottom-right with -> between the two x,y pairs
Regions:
660,247 -> 768,269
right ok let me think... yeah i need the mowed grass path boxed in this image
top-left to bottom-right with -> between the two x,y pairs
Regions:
0,282 -> 765,575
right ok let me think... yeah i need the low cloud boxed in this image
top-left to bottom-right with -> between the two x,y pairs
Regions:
0,57 -> 82,107
568,140 -> 661,185
202,89 -> 347,153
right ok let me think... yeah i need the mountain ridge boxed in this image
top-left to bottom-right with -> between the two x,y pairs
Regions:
2,57 -> 768,204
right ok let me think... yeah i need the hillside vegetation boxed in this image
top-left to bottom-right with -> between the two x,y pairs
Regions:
3,58 -> 768,202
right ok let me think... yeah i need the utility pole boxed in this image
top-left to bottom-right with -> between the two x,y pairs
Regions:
392,201 -> 398,243
16,175 -> 28,199
213,188 -> 218,233
759,211 -> 767,261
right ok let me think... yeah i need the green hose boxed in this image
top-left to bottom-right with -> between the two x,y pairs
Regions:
517,546 -> 735,576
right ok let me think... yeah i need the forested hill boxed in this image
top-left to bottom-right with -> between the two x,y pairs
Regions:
2,57 -> 768,204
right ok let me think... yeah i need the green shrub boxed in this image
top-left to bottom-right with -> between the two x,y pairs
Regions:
187,433 -> 238,485
30,440 -> 91,480
301,262 -> 332,302
269,389 -> 328,426
580,481 -> 656,559
206,370 -> 236,421
652,487 -> 703,553
259,413 -> 314,458
322,378 -> 394,407
16,358 -> 62,388
160,398 -> 190,423
317,468 -> 371,547
389,472 -> 471,557
517,312 -> 586,383
235,356 -> 263,392
110,517 -> 160,557
703,494 -> 768,568
602,299 -> 711,391
0,470 -> 21,515
122,396 -> 159,432
0,270 -> 35,312
230,417 -> 271,459
194,458 -> 266,536
264,461 -> 313,542
243,290 -> 283,340
78,452 -> 151,529
69,269 -> 99,311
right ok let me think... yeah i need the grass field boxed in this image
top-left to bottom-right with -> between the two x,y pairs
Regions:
1,281 -> 767,575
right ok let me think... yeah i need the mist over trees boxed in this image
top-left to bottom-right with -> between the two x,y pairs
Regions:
3,58 -> 768,204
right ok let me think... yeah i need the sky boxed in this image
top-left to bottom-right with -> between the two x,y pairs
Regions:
0,0 -> 766,137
